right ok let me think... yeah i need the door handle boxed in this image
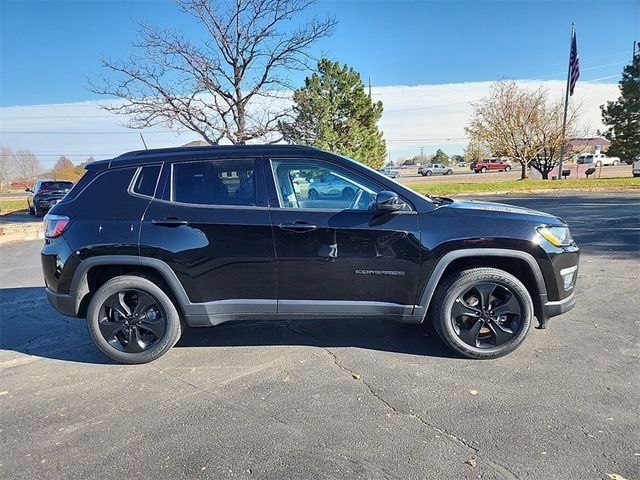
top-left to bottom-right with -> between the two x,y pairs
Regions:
152,217 -> 189,226
279,221 -> 318,233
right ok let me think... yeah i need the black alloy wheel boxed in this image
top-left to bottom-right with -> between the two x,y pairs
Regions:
86,275 -> 183,364
98,289 -> 166,353
432,267 -> 533,359
451,282 -> 522,349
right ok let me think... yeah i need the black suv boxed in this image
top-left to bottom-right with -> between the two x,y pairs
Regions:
42,145 -> 579,364
26,179 -> 74,216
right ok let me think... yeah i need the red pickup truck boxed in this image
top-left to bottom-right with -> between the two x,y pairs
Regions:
470,159 -> 512,173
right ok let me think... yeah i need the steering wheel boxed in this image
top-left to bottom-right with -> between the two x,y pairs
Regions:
349,189 -> 374,210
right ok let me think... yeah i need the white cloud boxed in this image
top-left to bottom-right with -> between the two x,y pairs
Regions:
0,80 -> 619,167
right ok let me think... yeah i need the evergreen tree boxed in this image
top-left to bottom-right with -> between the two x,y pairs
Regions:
600,52 -> 640,163
432,149 -> 450,164
281,59 -> 387,169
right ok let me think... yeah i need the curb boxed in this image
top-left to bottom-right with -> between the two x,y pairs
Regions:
0,222 -> 44,244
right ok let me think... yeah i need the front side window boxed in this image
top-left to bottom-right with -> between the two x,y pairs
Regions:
271,159 -> 382,211
172,159 -> 256,206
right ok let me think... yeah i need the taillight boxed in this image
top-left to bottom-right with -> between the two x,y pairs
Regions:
44,214 -> 70,238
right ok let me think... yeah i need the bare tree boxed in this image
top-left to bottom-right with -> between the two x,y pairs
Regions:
91,0 -> 336,145
466,81 -> 575,180
463,139 -> 489,163
530,100 -> 579,179
13,149 -> 42,180
0,147 -> 19,188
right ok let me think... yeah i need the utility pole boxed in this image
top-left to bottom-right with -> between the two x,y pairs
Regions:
368,77 -> 372,98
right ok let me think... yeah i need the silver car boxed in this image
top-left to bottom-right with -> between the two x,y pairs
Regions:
418,163 -> 454,176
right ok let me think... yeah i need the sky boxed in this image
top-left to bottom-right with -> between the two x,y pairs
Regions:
0,0 -> 638,166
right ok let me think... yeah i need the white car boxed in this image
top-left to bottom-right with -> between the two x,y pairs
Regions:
576,153 -> 620,167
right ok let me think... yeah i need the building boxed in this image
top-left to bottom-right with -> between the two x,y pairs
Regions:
569,137 -> 610,155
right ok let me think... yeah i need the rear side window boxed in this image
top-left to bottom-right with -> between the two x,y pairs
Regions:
132,165 -> 161,197
172,159 -> 256,206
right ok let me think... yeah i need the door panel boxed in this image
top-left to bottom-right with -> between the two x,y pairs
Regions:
270,209 -> 421,306
266,158 -> 421,310
140,158 -> 276,307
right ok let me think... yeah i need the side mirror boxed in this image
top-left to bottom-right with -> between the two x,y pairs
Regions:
376,191 -> 405,212
25,188 -> 32,193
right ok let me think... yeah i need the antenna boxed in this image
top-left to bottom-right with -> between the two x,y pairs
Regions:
139,133 -> 148,150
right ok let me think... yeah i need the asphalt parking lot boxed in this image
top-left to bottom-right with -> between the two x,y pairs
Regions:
1,191 -> 638,480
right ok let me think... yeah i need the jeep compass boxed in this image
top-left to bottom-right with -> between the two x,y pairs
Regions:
42,145 -> 579,364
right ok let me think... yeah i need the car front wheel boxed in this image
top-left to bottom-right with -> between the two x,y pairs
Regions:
86,275 -> 183,364
425,170 -> 433,176
481,167 -> 488,173
505,165 -> 512,172
431,267 -> 533,359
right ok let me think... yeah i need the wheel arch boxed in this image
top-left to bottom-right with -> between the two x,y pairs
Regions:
417,249 -> 547,324
71,256 -> 189,317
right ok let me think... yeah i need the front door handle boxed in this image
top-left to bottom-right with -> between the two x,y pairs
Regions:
152,217 -> 189,226
279,221 -> 318,233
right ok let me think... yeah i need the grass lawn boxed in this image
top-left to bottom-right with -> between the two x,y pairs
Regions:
0,198 -> 28,216
406,177 -> 640,197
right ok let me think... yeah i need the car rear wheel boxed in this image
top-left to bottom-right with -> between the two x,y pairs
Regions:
612,160 -> 618,166
481,167 -> 488,173
596,161 -> 602,167
505,165 -> 512,172
431,267 -> 533,359
425,170 -> 433,176
446,169 -> 454,175
86,275 -> 183,364
28,203 -> 34,215
34,204 -> 42,217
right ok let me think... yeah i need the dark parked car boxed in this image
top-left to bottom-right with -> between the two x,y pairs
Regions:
26,180 -> 74,216
42,145 -> 579,364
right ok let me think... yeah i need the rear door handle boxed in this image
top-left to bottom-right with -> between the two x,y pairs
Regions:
279,221 -> 318,233
152,217 -> 189,226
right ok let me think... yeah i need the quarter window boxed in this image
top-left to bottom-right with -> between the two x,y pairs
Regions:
132,165 -> 161,197
172,159 -> 256,206
271,159 -> 382,211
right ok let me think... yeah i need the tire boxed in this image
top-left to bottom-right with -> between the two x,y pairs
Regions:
86,275 -> 183,364
431,267 -> 533,359
481,167 -> 488,173
505,165 -> 512,172
308,189 -> 319,200
596,161 -> 602,167
28,203 -> 34,215
425,170 -> 433,177
612,160 -> 618,166
34,204 -> 42,217
446,169 -> 454,176
342,188 -> 355,201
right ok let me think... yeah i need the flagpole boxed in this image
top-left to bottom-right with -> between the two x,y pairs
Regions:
557,23 -> 575,180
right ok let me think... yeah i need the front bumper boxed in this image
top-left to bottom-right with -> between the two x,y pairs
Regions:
537,291 -> 576,328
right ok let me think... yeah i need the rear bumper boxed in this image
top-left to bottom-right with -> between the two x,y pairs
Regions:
46,287 -> 77,317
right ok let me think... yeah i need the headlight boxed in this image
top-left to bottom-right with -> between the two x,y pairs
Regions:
537,226 -> 574,247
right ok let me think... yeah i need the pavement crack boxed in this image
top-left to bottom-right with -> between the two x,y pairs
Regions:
322,347 -> 521,480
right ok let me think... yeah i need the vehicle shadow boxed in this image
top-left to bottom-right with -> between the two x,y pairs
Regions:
0,286 -> 457,365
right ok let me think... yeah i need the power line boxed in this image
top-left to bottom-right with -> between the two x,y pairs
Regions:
0,130 -> 173,135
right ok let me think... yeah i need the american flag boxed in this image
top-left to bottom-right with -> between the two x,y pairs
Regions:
569,31 -> 580,96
